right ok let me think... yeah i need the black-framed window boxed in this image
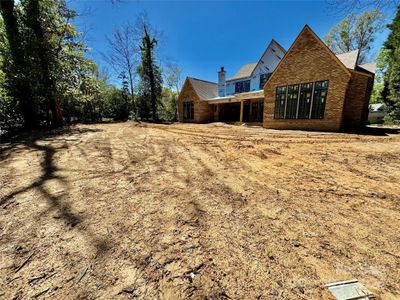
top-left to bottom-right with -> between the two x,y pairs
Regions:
274,80 -> 329,120
298,82 -> 313,119
311,80 -> 328,119
183,101 -> 194,120
251,101 -> 264,122
259,73 -> 271,89
285,84 -> 299,119
274,86 -> 286,119
235,80 -> 250,93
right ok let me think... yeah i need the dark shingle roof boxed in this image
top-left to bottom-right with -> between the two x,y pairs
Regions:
187,77 -> 218,100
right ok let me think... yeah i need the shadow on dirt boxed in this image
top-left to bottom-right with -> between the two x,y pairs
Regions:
360,126 -> 400,136
0,126 -> 113,257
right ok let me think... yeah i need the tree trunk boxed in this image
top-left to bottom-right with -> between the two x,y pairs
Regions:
144,27 -> 157,122
25,0 -> 63,128
127,68 -> 139,122
0,0 -> 37,128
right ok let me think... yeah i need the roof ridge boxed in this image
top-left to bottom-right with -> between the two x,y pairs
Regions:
336,49 -> 359,55
271,39 -> 287,54
187,76 -> 217,85
249,39 -> 286,78
262,25 -> 351,89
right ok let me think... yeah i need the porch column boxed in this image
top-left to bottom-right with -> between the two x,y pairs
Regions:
239,100 -> 244,123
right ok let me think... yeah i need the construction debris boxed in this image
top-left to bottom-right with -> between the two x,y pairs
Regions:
325,279 -> 372,300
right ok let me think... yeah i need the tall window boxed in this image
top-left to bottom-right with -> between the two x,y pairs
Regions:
251,101 -> 264,122
311,80 -> 328,119
274,86 -> 286,119
235,80 -> 250,93
183,101 -> 194,120
259,73 -> 271,89
298,82 -> 313,119
285,85 -> 299,119
274,80 -> 329,120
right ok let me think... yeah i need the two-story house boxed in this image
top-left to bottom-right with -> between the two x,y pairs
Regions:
178,25 -> 374,132
178,39 -> 286,124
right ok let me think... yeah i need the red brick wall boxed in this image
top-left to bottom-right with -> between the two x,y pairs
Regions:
342,70 -> 374,131
263,27 -> 351,132
177,80 -> 214,123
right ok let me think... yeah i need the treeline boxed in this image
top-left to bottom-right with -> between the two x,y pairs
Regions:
324,6 -> 400,125
0,0 -> 181,132
376,6 -> 400,124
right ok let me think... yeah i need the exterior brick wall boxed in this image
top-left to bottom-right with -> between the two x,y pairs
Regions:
178,80 -> 214,123
342,70 -> 374,131
263,27 -> 351,132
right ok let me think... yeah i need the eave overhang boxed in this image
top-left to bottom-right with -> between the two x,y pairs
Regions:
206,90 -> 264,104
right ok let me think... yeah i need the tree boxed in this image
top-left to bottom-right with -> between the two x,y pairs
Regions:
0,0 -> 124,131
326,0 -> 400,16
104,24 -> 138,120
381,6 -> 400,115
164,63 -> 182,121
137,23 -> 162,121
324,9 -> 385,63
0,0 -> 36,128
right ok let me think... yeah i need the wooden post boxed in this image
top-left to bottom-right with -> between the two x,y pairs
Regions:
239,100 -> 244,123
249,100 -> 253,122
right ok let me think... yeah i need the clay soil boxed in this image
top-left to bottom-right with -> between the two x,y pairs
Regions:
1,122 -> 400,299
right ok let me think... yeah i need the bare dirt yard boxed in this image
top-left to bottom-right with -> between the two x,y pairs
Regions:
1,122 -> 400,299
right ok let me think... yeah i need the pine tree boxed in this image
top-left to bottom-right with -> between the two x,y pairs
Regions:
381,6 -> 400,114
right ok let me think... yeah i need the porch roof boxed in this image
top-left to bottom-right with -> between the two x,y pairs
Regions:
206,90 -> 264,104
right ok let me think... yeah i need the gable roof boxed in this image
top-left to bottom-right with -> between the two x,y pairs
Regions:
369,103 -> 385,111
227,63 -> 257,81
187,77 -> 218,100
227,39 -> 286,81
264,25 -> 351,89
250,39 -> 286,77
358,63 -> 376,74
336,49 -> 360,69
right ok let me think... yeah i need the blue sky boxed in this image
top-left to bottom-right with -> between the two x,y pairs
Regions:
69,1 -> 393,86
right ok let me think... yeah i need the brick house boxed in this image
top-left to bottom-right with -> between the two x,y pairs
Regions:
177,25 -> 375,132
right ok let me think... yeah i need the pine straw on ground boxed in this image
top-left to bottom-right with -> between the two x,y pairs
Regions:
1,122 -> 399,299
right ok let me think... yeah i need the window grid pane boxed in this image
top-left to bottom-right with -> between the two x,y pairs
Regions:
298,82 -> 314,119
235,80 -> 251,93
274,86 -> 286,119
311,80 -> 328,119
274,80 -> 328,120
285,85 -> 299,119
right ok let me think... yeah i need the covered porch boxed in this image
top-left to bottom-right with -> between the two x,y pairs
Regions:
207,90 -> 264,124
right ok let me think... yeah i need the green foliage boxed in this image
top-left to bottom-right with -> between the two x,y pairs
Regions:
383,111 -> 400,125
0,60 -> 23,130
1,1 -> 180,131
0,0 -> 132,131
370,82 -> 384,104
324,9 -> 385,63
158,88 -> 178,122
380,6 -> 400,121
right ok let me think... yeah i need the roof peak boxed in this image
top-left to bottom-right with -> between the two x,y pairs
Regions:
187,76 -> 217,85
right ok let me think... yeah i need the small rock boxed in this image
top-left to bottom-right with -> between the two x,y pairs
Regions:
277,280 -> 284,287
296,285 -> 305,294
271,289 -> 279,296
293,241 -> 301,247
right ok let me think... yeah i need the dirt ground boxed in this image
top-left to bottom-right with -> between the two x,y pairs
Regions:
1,122 -> 400,299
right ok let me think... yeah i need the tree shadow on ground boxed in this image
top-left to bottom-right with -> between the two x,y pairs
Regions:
0,126 -> 113,257
359,126 -> 400,136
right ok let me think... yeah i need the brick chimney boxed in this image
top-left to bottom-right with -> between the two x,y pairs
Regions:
218,67 -> 226,97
